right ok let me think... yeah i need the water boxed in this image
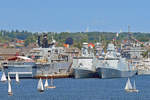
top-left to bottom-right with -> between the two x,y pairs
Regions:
0,75 -> 150,100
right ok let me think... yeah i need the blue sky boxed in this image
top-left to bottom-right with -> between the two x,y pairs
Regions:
0,0 -> 150,32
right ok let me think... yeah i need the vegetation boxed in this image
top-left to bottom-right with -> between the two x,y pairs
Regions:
0,30 -> 150,48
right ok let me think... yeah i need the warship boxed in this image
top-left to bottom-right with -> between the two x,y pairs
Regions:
27,34 -> 72,77
2,56 -> 36,78
96,43 -> 137,78
72,42 -> 96,78
2,34 -> 72,78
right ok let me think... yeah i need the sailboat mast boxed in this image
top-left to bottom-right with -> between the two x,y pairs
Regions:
51,77 -> 53,86
133,80 -> 136,89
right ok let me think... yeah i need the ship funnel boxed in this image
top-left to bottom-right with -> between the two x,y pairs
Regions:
38,35 -> 41,47
42,34 -> 49,48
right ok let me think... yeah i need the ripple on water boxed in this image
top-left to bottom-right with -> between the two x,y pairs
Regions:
0,75 -> 149,100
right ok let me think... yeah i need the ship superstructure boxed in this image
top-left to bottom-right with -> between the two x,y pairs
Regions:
96,43 -> 137,78
72,42 -> 96,78
27,34 -> 72,77
136,58 -> 150,75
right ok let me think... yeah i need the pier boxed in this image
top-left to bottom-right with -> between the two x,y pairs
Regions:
34,73 -> 73,79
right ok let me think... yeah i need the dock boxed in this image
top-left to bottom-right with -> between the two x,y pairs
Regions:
34,73 -> 73,79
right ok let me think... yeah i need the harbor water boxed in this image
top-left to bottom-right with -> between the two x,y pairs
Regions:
0,75 -> 150,100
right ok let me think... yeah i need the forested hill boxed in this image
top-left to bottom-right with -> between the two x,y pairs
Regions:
0,30 -> 150,47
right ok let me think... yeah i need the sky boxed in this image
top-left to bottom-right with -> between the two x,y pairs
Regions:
0,0 -> 150,32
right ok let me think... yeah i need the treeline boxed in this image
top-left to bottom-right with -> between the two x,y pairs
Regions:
0,30 -> 150,48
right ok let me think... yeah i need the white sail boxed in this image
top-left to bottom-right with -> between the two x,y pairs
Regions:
44,79 -> 48,88
8,73 -> 11,82
133,80 -> 136,90
125,78 -> 132,90
1,72 -> 7,82
37,78 -> 44,92
16,72 -> 19,83
8,81 -> 12,95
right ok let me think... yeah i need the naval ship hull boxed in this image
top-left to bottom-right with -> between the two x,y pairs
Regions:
6,72 -> 33,78
96,68 -> 137,78
35,62 -> 72,76
137,70 -> 150,75
3,62 -> 36,78
73,68 -> 96,78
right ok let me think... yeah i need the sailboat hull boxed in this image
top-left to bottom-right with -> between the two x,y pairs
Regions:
97,68 -> 137,78
8,92 -> 13,96
73,68 -> 96,78
38,90 -> 44,92
133,90 -> 139,92
125,89 -> 139,92
3,62 -> 36,78
44,86 -> 48,88
47,86 -> 56,89
1,80 -> 7,82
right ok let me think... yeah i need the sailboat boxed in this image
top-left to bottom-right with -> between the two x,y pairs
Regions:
8,73 -> 11,82
47,77 -> 56,89
125,78 -> 139,92
44,78 -> 48,88
8,80 -> 13,96
1,72 -> 7,82
16,72 -> 19,83
37,78 -> 44,92
133,80 -> 139,92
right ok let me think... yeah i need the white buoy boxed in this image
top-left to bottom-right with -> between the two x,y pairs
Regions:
16,72 -> 19,83
37,78 -> 44,92
1,72 -> 7,82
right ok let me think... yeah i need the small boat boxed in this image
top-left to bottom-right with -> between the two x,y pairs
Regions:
47,77 -> 56,89
1,72 -> 7,82
8,80 -> 13,96
37,78 -> 44,92
16,72 -> 19,83
133,80 -> 139,92
125,78 -> 139,92
44,78 -> 48,88
8,73 -> 11,82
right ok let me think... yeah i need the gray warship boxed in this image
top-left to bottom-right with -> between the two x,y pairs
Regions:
72,43 -> 96,78
2,56 -> 36,78
96,43 -> 137,78
27,34 -> 72,77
